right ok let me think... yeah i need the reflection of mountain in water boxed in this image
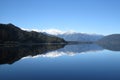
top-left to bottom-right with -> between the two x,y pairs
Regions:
0,43 -> 120,65
97,43 -> 120,51
96,34 -> 120,51
39,44 -> 104,57
39,44 -> 103,57
58,44 -> 103,53
0,44 -> 65,65
37,43 -> 120,58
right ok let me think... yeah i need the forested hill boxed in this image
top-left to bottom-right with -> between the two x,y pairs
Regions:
0,23 -> 66,44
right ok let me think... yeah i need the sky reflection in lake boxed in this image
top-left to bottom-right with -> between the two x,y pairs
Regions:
0,43 -> 120,80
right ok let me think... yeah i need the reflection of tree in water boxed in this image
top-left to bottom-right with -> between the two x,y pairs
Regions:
0,44 -> 65,65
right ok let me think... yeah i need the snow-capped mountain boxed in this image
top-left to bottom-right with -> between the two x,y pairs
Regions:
22,27 -> 104,42
39,29 -> 104,42
45,31 -> 104,42
55,33 -> 104,42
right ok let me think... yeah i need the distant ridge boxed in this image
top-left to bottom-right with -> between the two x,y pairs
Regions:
44,32 -> 104,42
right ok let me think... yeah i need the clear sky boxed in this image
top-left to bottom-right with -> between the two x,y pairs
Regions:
0,0 -> 120,35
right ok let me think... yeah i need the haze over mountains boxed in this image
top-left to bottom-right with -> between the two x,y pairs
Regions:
22,28 -> 104,42
41,30 -> 104,42
0,23 -> 120,47
55,33 -> 104,42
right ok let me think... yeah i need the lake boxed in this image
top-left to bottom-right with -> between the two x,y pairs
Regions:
0,43 -> 120,80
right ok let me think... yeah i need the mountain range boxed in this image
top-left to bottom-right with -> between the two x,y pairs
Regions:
0,23 -> 66,44
44,31 -> 104,42
0,23 -> 120,45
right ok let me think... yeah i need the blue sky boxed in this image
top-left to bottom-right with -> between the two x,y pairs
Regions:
0,0 -> 120,35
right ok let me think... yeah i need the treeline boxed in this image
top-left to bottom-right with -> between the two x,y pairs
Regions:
0,23 -> 66,44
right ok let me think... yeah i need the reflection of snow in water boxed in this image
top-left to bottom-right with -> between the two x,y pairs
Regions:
23,51 -> 75,59
23,44 -> 104,58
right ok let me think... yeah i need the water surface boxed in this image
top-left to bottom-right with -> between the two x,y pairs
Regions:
0,43 -> 120,80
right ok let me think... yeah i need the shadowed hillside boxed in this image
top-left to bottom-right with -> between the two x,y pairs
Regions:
0,23 -> 66,44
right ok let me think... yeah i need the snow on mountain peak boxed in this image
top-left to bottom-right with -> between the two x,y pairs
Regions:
21,28 -> 104,42
21,28 -> 76,34
40,29 -> 64,35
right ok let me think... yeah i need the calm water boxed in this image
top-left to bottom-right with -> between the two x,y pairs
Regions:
0,43 -> 120,80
